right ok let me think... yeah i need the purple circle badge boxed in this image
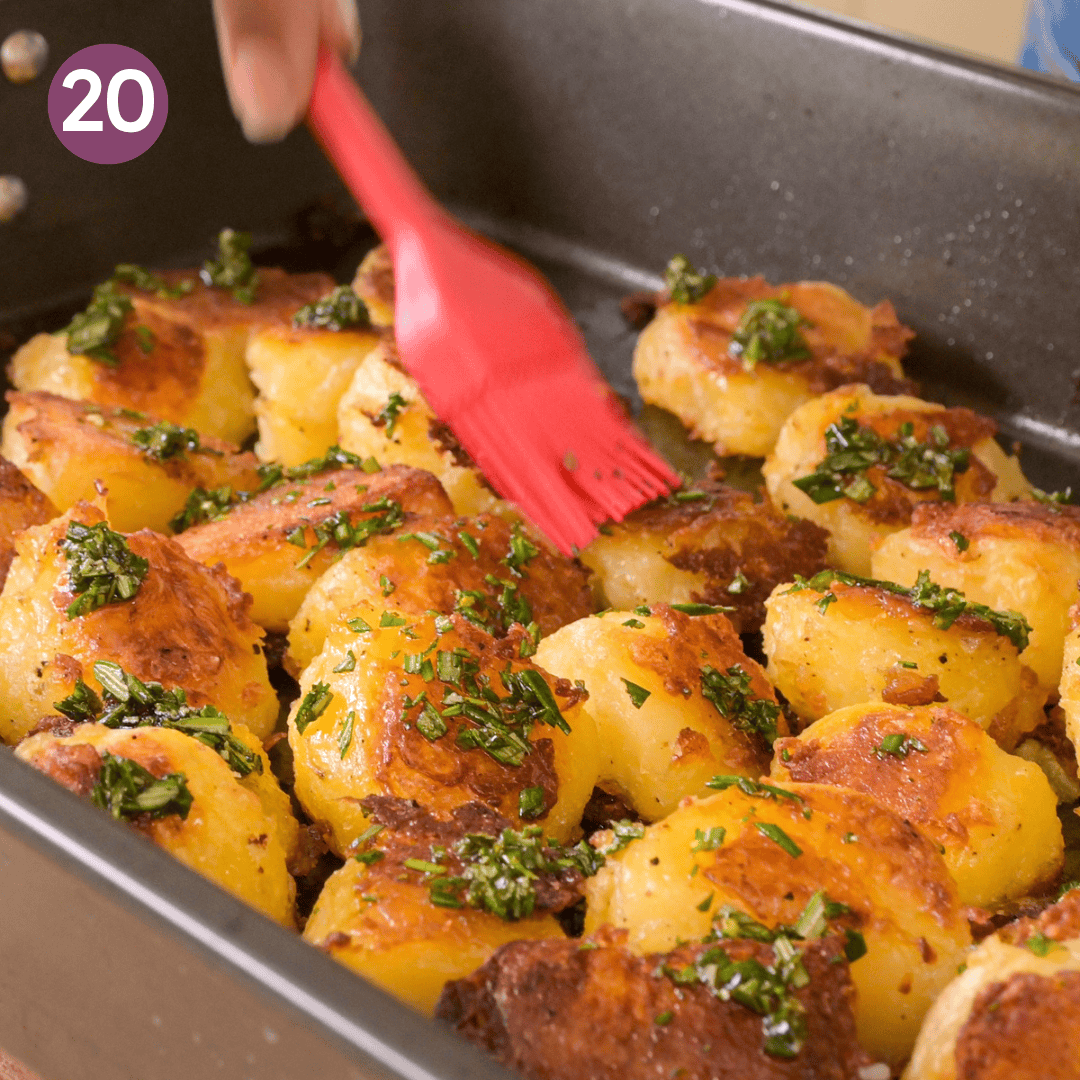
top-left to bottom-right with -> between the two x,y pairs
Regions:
48,44 -> 167,164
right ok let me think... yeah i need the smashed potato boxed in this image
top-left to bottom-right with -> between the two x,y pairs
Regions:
289,614 -> 600,855
0,455 -> 55,586
288,513 -> 593,673
16,723 -> 296,926
2,391 -> 260,534
873,501 -> 1080,691
350,243 -> 395,328
632,272 -> 914,457
771,702 -> 1062,906
577,483 -> 827,634
534,605 -> 780,820
0,504 -> 277,743
584,781 -> 972,1065
763,384 -> 1030,575
337,340 -> 503,516
175,463 -> 453,632
762,573 -> 1046,747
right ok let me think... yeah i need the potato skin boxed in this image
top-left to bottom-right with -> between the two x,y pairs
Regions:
771,702 -> 1062,906
351,243 -> 395,328
534,606 -> 779,820
16,724 -> 296,927
337,340 -> 504,516
584,781 -> 972,1065
762,578 -> 1046,748
632,276 -> 914,457
288,512 -> 594,673
10,269 -> 333,445
0,503 -> 278,743
578,484 -> 827,634
2,390 -> 260,534
175,463 -> 454,632
763,384 -> 1031,575
246,323 -> 382,466
873,501 -> 1080,691
0,454 -> 55,586
289,615 -> 600,855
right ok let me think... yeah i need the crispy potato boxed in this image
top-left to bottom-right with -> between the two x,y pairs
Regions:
534,605 -> 780,820
762,575 -> 1046,748
583,781 -> 972,1065
289,615 -> 600,856
578,483 -> 828,634
351,243 -> 395,328
2,391 -> 260,535
632,275 -> 914,457
10,269 -> 333,445
303,798 -> 568,1016
175,463 -> 453,632
763,384 -> 1031,575
873,501 -> 1080,691
771,702 -> 1062,906
337,340 -> 504,516
16,723 -> 296,926
0,503 -> 277,744
0,455 -> 55,586
247,322 -> 382,466
1059,606 -> 1080,766
288,513 -> 594,673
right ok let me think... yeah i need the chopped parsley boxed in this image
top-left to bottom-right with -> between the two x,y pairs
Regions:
63,283 -> 132,367
621,679 -> 651,709
518,785 -> 546,819
755,822 -> 802,858
700,665 -> 781,745
292,286 -> 371,331
59,521 -> 149,619
109,263 -> 194,299
949,530 -> 970,552
664,254 -> 717,305
594,819 -> 646,855
873,732 -> 929,759
728,299 -> 810,369
332,650 -> 357,674
727,570 -> 750,595
792,416 -> 971,505
691,826 -> 727,852
374,392 -> 408,437
91,751 -> 193,822
201,228 -> 258,303
294,683 -> 333,734
131,421 -> 212,461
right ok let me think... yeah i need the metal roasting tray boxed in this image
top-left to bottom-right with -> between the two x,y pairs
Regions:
2,1 -> 1080,1077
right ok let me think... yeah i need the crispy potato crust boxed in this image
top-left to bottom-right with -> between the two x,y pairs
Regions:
0,454 -> 55,586
351,244 -> 395,328
437,930 -> 869,1080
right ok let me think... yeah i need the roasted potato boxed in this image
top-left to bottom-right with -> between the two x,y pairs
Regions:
771,702 -> 1062,906
351,243 -> 395,328
584,781 -> 972,1065
337,340 -> 504,516
762,573 -> 1046,748
872,501 -> 1080,691
763,384 -> 1031,575
0,455 -> 55,586
16,723 -> 296,926
632,271 -> 914,457
534,605 -> 780,820
289,614 -> 600,855
10,268 -> 333,446
577,483 -> 827,634
0,503 -> 277,743
288,513 -> 594,673
303,797 -> 571,1015
175,463 -> 453,632
2,391 -> 260,535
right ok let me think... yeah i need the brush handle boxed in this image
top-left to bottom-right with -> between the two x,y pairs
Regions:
307,46 -> 441,246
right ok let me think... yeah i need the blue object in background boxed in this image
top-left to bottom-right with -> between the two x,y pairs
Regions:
1021,0 -> 1080,81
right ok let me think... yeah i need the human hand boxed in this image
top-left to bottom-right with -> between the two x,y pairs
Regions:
212,0 -> 361,143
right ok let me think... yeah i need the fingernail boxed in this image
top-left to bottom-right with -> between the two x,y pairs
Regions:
231,37 -> 303,143
335,0 -> 361,63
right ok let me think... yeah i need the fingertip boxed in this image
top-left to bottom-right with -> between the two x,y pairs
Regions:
230,36 -> 306,143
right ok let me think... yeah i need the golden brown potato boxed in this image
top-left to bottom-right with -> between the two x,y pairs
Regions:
336,340 -> 505,516
10,267 -> 333,445
0,455 -> 55,586
175,462 -> 453,632
289,614 -> 600,856
16,723 -> 296,926
2,391 -> 260,535
534,605 -> 781,820
771,702 -> 1062,906
762,572 -> 1046,748
763,384 -> 1031,575
584,780 -> 972,1066
351,243 -> 394,328
873,501 -> 1080,691
1058,605 -> 1080,767
288,512 -> 594,673
0,503 -> 278,744
632,270 -> 914,457
303,796 -> 571,1015
578,482 -> 828,634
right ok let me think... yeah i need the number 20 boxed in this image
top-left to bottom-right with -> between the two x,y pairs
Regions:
62,68 -> 155,133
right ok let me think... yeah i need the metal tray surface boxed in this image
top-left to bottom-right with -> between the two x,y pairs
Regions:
1,1 -> 1079,1077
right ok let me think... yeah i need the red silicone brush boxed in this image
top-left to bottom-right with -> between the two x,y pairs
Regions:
307,48 -> 678,554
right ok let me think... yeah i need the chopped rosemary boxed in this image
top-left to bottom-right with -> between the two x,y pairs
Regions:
59,521 -> 149,619
728,299 -> 811,369
873,732 -> 930,759
949,530 -> 970,552
375,392 -> 408,437
256,445 -> 369,490
700,665 -> 781,745
755,822 -> 803,858
294,683 -> 333,734
707,776 -> 804,803
91,751 -> 193,822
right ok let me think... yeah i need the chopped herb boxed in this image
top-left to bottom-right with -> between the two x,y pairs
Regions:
634,605 -> 653,616
131,421 -> 209,461
622,618 -> 645,629
727,570 -> 750,595
873,732 -> 929,759
374,391 -> 408,437
654,1010 -> 674,1026
700,666 -> 781,746
697,893 -> 715,912
63,283 -> 132,366
256,445 -> 367,490
339,710 -> 356,758
291,500 -> 407,569
332,650 -> 357,674
91,751 -> 193,822
285,526 -> 307,548
755,822 -> 802,858
670,602 -> 733,615
714,906 -> 777,943
729,299 -> 811,369
948,530 -> 970,552
518,785 -> 546,819
404,858 -> 447,876
691,826 -> 727,852
294,683 -> 333,734
201,228 -> 259,303
379,574 -> 395,597
458,531 -> 480,558
842,832 -> 858,844
109,263 -> 195,299
843,930 -> 867,963
594,819 -> 646,855
706,776 -> 804,803
791,891 -> 828,939
133,325 -> 155,354
1057,880 -> 1080,900
53,679 -> 103,722
380,611 -> 407,627
1025,932 -> 1062,957
347,615 -> 373,633
898,660 -> 918,669
1033,486 -> 1075,508
504,528 -> 540,576
664,255 -> 717,305
59,521 -> 149,619
621,679 -> 651,709
354,850 -> 385,865
292,286 -> 371,331
361,457 -> 381,473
